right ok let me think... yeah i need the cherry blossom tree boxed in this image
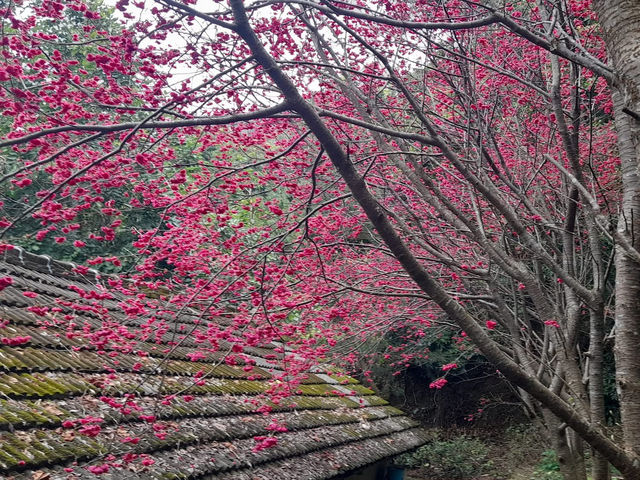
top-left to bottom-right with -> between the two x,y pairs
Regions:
1,0 -> 640,478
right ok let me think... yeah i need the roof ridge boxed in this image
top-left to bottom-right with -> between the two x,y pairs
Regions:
1,244 -> 103,284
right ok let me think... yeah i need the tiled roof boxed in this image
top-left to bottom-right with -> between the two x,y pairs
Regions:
0,247 -> 428,479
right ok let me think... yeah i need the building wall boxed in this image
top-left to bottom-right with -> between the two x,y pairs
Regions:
339,461 -> 405,480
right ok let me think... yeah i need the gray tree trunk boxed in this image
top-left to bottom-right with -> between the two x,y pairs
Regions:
594,0 -> 640,462
590,306 -> 611,480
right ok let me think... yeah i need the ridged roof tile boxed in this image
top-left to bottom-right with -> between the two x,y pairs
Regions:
0,247 -> 428,479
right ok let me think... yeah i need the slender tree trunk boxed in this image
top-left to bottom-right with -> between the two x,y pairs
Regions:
568,431 -> 588,480
612,97 -> 640,458
590,306 -> 611,480
593,0 -> 640,461
543,410 -> 587,480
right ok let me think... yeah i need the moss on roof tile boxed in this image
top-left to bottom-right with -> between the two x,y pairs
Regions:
0,252 -> 427,479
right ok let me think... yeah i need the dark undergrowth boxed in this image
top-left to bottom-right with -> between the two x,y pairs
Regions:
399,424 -> 547,480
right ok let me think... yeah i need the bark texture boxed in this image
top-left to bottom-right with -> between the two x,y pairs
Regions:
594,0 -> 640,461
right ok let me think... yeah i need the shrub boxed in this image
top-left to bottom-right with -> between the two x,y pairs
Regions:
531,450 -> 563,480
397,436 -> 492,478
538,450 -> 560,472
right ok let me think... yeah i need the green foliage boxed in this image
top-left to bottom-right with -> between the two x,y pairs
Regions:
531,450 -> 563,480
0,0 -> 151,272
1,173 -> 163,272
397,436 -> 493,478
377,325 -> 480,380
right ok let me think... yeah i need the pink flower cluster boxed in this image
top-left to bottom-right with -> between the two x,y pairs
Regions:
429,378 -> 448,389
0,276 -> 13,291
253,436 -> 278,452
1,335 -> 31,346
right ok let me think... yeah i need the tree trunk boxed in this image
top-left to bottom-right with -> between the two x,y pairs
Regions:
543,410 -> 587,480
567,430 -> 588,480
612,94 -> 640,458
593,0 -> 640,461
590,307 -> 611,480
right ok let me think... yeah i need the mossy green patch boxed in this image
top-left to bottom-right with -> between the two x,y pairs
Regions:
0,446 -> 19,469
362,396 -> 389,406
292,395 -> 360,409
297,384 -> 334,396
159,472 -> 190,480
0,348 -> 28,370
325,373 -> 359,384
346,384 -> 375,395
0,372 -> 93,398
380,405 -> 404,416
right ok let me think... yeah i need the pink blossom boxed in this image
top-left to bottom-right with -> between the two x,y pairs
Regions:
87,464 -> 110,474
187,351 -> 206,361
486,320 -> 497,330
0,276 -> 13,291
14,178 -> 32,188
253,436 -> 278,452
79,416 -> 103,424
268,205 -> 283,216
1,336 -> 31,346
78,424 -> 101,437
266,421 -> 288,433
429,378 -> 448,389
